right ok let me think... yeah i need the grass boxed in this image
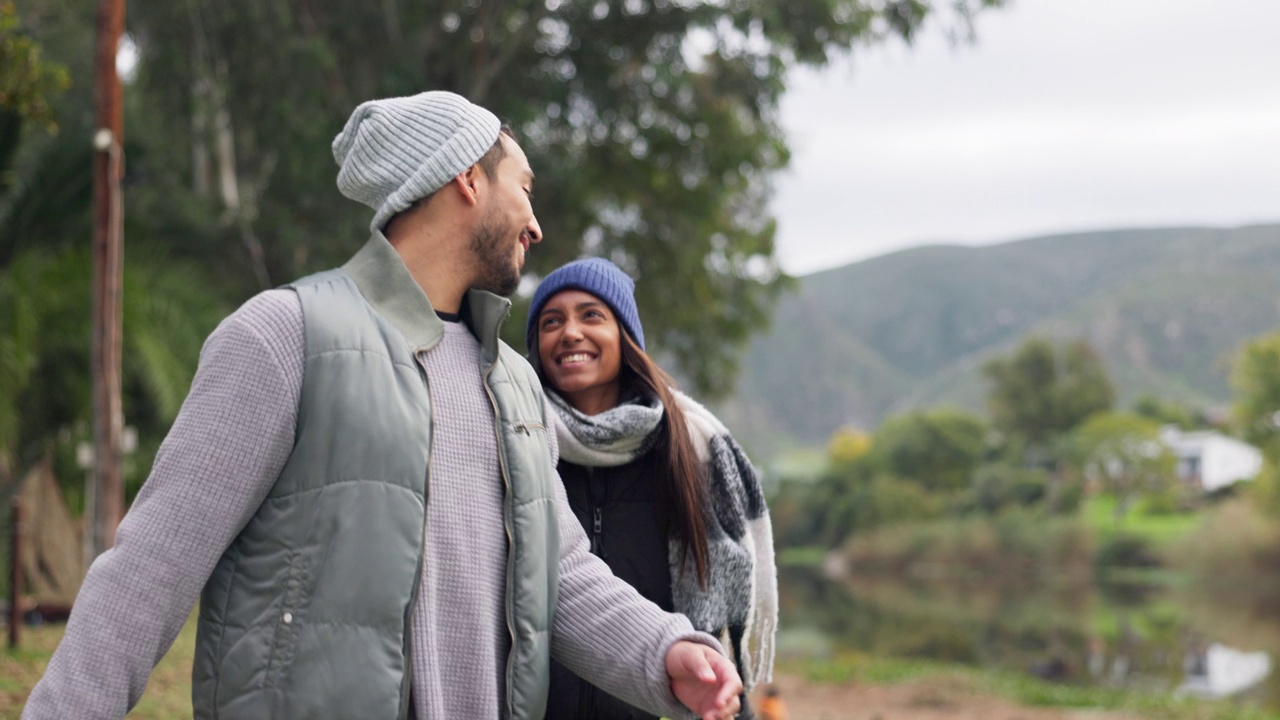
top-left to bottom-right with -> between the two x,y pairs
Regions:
1083,495 -> 1206,546
1,615 -> 196,720
776,545 -> 827,568
779,652 -> 1280,720
9,609 -> 1278,720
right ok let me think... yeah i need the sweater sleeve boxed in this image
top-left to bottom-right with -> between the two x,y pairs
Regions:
21,290 -> 304,720
546,407 -> 726,718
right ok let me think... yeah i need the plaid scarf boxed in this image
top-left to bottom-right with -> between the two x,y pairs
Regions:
547,389 -> 778,688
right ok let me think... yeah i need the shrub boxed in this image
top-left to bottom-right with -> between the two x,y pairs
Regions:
1094,532 -> 1161,570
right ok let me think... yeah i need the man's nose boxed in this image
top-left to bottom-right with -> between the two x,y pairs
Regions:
525,216 -> 543,245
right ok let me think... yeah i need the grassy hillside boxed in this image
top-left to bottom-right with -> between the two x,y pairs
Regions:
724,224 -> 1280,458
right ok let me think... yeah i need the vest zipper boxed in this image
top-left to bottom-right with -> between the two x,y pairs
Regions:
514,421 -> 545,435
480,313 -> 519,719
588,468 -> 606,559
400,354 -> 434,720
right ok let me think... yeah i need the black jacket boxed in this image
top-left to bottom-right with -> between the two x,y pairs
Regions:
545,450 -> 671,720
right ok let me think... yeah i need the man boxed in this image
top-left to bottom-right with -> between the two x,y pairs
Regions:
23,91 -> 741,720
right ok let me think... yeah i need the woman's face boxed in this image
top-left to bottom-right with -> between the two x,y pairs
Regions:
536,289 -> 623,415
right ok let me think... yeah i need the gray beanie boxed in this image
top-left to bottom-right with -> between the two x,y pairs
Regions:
332,91 -> 502,231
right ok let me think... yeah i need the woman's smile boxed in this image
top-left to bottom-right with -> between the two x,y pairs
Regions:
537,289 -> 623,415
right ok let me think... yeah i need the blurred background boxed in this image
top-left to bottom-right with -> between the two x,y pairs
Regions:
3,0 -> 1280,717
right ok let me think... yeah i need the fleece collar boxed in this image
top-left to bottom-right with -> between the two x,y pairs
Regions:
342,230 -> 512,361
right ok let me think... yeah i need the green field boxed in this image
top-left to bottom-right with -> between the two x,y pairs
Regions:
7,615 -> 1276,719
1,615 -> 196,719
779,652 -> 1279,720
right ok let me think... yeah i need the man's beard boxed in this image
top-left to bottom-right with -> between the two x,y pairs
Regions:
470,209 -> 520,296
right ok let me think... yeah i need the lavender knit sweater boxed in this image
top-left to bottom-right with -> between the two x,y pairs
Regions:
23,289 -> 714,719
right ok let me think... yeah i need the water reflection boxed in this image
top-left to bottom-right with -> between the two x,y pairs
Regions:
778,565 -> 1279,709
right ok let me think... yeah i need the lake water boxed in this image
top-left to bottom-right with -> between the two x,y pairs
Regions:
778,564 -> 1280,711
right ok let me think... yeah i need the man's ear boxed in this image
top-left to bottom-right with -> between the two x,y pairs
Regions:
450,164 -> 482,207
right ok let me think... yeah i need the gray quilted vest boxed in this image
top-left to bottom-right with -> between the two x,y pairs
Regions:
192,233 -> 560,719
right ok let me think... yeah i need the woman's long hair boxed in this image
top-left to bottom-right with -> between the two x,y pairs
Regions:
617,331 -> 710,588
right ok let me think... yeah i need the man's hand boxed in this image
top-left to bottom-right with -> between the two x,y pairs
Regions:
666,640 -> 743,720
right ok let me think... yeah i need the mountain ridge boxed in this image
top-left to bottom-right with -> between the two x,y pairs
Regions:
720,224 -> 1280,458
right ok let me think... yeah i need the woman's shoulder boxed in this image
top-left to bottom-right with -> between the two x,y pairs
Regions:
671,389 -> 732,448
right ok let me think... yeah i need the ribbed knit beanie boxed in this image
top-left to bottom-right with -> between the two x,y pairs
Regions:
527,258 -> 646,353
332,91 -> 501,231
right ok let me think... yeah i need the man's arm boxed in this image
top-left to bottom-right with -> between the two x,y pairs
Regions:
22,290 -> 303,719
547,472 -> 740,719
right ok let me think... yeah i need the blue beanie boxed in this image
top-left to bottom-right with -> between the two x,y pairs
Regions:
526,258 -> 645,352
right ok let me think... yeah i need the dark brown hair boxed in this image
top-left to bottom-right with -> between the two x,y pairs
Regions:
476,124 -> 515,180
617,331 -> 710,588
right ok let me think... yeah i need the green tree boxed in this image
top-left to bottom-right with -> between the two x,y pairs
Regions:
0,7 -> 225,502
1068,412 -> 1175,520
1131,393 -> 1201,431
1230,332 -> 1280,513
958,462 -> 1055,515
871,408 -> 986,492
983,336 -> 1114,450
0,6 -> 71,496
827,425 -> 872,467
0,0 -> 70,133
805,464 -> 945,546
1231,332 -> 1280,448
117,0 -> 1006,396
0,243 -> 228,503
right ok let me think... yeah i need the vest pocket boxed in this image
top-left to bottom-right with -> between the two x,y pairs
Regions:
265,551 -> 308,688
513,420 -> 546,435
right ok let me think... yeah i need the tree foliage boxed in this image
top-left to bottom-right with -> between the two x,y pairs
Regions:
1230,332 -> 1280,514
827,425 -> 872,467
1067,412 -> 1174,519
1131,393 -> 1202,431
0,243 -> 228,501
5,0 -> 1014,512
983,336 -> 1115,448
1231,332 -> 1280,449
960,463 -> 1053,515
0,0 -> 69,133
870,408 -> 986,492
0,5 -> 225,502
118,0 -> 1005,396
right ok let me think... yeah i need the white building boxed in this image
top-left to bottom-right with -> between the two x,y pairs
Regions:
1179,643 -> 1272,699
1159,427 -> 1263,493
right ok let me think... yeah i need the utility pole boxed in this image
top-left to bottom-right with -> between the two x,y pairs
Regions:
90,0 -> 125,557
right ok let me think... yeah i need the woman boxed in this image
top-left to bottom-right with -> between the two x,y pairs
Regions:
527,258 -> 777,719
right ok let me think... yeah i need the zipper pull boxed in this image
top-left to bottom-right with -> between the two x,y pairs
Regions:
513,421 -> 545,435
590,508 -> 603,556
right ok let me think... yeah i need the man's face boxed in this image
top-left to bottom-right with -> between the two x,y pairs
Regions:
470,135 -> 541,296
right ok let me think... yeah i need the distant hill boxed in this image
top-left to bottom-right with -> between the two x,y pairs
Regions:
719,224 -> 1280,458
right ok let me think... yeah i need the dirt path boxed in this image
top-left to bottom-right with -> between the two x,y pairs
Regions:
758,673 -> 1149,720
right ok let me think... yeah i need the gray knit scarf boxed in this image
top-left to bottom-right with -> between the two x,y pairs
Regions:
547,389 -> 777,688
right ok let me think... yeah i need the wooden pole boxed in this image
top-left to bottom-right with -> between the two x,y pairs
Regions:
7,497 -> 21,649
90,0 -> 125,557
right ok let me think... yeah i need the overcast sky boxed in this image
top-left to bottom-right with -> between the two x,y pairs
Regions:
771,0 -> 1280,275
